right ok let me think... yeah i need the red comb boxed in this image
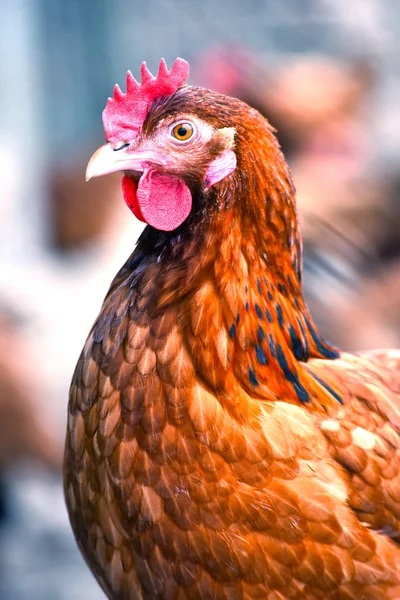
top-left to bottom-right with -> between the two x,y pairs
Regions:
102,57 -> 190,143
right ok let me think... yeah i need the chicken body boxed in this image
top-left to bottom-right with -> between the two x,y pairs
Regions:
64,65 -> 400,599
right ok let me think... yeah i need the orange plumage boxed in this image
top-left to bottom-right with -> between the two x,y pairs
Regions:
64,59 -> 400,598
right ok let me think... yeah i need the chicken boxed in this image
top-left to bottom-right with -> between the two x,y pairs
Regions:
64,58 -> 400,599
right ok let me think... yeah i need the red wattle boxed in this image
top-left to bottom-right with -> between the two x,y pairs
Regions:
137,168 -> 192,232
121,175 -> 145,222
122,170 -> 192,231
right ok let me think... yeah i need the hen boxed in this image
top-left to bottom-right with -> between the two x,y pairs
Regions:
64,58 -> 400,599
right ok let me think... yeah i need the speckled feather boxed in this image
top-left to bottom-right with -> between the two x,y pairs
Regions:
65,86 -> 400,599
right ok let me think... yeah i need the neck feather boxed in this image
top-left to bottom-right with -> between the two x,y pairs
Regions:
132,121 -> 341,411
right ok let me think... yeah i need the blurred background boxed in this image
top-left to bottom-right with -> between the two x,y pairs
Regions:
0,0 -> 400,597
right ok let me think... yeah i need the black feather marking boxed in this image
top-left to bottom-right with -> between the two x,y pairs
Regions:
257,326 -> 265,342
229,324 -> 236,339
248,368 -> 259,386
245,302 -> 249,312
267,291 -> 273,301
255,344 -> 267,366
266,309 -> 272,323
289,325 -> 306,361
236,313 -> 240,324
276,344 -> 296,383
312,373 -> 343,404
255,304 -> 263,319
278,283 -> 285,294
276,304 -> 284,327
257,278 -> 262,293
292,379 -> 310,403
276,344 -> 309,403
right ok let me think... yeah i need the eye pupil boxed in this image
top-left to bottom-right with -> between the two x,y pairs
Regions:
177,126 -> 187,137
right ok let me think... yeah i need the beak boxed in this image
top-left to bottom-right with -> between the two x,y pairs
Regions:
85,143 -> 166,181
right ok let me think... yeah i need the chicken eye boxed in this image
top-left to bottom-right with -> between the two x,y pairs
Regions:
113,141 -> 130,151
171,122 -> 194,141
